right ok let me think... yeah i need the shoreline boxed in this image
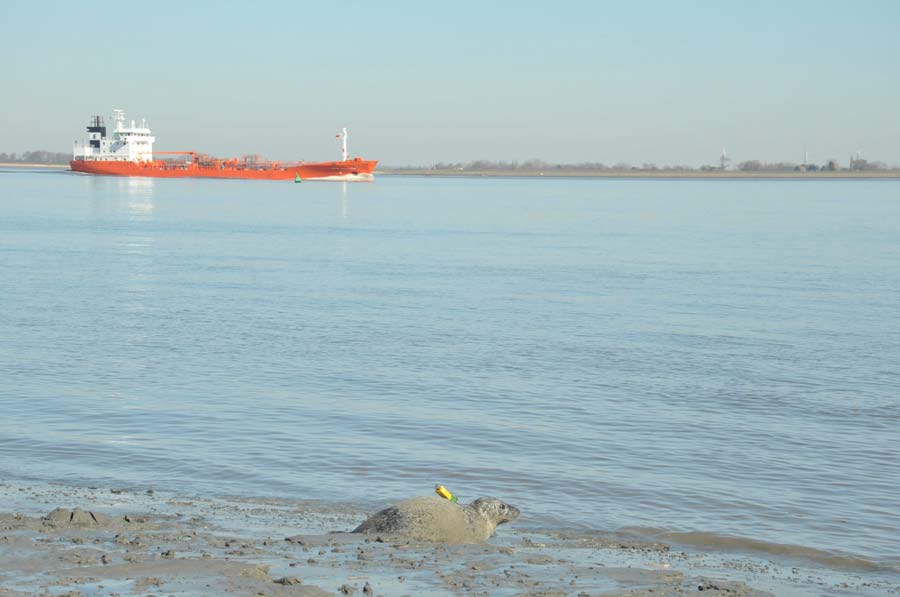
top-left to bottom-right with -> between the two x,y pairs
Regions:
4,163 -> 900,180
1,480 -> 898,596
7,162 -> 900,180
378,169 -> 900,179
0,162 -> 68,169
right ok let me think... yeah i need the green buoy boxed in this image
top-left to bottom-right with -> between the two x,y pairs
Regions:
294,173 -> 302,183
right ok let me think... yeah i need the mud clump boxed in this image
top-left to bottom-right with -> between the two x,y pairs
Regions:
43,508 -> 114,528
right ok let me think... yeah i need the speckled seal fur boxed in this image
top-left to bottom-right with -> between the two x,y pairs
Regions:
353,496 -> 520,544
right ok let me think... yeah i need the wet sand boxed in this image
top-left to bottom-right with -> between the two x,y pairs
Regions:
2,483 -> 898,596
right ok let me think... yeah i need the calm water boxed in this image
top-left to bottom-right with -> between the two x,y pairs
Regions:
1,169 -> 898,569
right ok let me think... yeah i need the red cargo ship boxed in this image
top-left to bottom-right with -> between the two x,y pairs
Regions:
70,110 -> 377,181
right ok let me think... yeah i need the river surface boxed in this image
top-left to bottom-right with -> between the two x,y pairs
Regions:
1,168 -> 898,573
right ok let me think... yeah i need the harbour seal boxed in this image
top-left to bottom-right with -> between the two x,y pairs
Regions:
352,496 -> 520,544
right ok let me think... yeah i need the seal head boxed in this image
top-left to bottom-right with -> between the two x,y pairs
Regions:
469,497 -> 520,527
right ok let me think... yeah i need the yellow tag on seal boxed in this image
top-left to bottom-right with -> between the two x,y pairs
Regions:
435,484 -> 459,503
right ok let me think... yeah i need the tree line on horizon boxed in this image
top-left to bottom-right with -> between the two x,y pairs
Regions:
398,158 -> 895,172
420,160 -> 697,172
734,158 -> 889,172
1,151 -> 70,165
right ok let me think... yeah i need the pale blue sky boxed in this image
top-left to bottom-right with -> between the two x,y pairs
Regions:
2,0 -> 898,166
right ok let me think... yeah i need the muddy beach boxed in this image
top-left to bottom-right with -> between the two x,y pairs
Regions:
2,483 -> 898,596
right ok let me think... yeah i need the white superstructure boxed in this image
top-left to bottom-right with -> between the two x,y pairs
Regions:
73,109 -> 155,162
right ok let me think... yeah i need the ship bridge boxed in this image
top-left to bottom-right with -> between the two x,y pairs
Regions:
73,109 -> 156,162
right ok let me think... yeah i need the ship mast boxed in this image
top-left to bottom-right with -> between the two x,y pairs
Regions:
341,127 -> 348,162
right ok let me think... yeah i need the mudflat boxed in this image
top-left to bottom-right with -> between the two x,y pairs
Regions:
2,483 -> 898,596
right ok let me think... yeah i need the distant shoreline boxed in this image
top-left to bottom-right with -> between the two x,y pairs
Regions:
4,163 -> 899,179
0,163 -> 68,169
379,168 -> 900,179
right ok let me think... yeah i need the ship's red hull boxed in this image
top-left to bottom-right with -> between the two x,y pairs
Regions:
70,157 -> 377,181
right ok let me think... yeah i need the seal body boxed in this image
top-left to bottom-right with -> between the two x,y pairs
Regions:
353,496 -> 520,544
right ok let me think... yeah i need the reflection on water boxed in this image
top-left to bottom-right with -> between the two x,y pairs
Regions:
83,177 -> 158,318
340,181 -> 348,218
87,176 -> 155,219
114,177 -> 155,219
